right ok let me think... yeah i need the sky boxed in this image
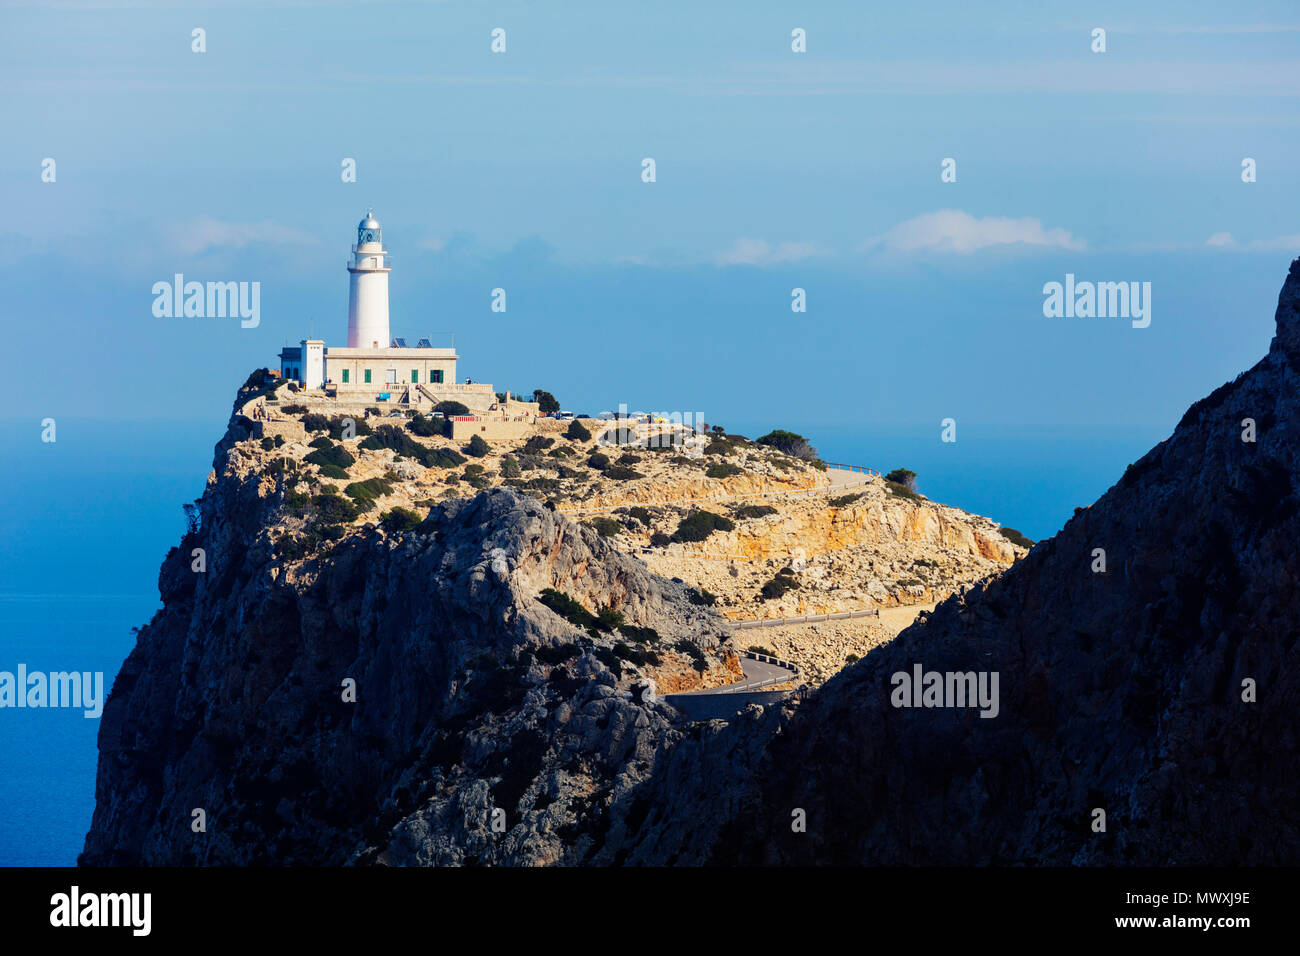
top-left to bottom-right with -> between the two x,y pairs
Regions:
2,0 -> 1299,433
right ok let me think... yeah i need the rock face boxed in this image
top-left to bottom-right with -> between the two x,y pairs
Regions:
596,259 -> 1300,865
81,474 -> 733,865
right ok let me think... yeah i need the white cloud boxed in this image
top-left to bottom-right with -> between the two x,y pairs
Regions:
716,238 -> 825,266
865,210 -> 1085,255
170,218 -> 320,256
1205,232 -> 1300,251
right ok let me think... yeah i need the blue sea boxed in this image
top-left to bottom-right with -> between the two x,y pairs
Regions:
0,416 -> 1165,865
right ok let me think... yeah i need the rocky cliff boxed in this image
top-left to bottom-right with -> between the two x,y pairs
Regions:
81,461 -> 734,863
595,258 -> 1300,865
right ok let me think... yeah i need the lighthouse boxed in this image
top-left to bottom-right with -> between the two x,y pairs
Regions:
346,209 -> 391,349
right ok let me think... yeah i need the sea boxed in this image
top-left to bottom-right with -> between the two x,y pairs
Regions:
0,416 -> 1166,865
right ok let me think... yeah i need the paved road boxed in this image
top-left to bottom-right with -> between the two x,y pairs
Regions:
662,656 -> 798,721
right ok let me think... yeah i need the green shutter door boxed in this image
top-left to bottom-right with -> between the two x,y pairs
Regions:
412,370 -> 418,384
364,369 -> 372,384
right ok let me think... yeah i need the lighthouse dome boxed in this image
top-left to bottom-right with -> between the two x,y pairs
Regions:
357,210 -> 382,245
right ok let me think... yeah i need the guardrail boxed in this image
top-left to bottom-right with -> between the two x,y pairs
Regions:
825,462 -> 880,477
732,607 -> 881,629
742,649 -> 799,674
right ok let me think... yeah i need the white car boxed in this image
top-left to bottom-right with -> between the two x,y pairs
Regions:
557,411 -> 575,421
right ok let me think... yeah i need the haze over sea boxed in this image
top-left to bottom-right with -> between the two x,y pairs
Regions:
0,414 -> 1163,865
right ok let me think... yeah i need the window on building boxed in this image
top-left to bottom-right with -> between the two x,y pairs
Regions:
411,370 -> 419,384
364,369 -> 372,384
431,369 -> 443,384
386,369 -> 397,385
342,369 -> 349,383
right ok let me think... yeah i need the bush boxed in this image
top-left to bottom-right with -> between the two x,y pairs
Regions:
886,481 -> 923,503
538,588 -> 600,633
524,436 -> 554,452
649,532 -> 671,547
884,468 -> 917,491
620,623 -> 661,645
672,510 -> 733,543
310,494 -> 360,523
547,446 -> 574,458
433,401 -> 470,418
260,437 -> 276,450
344,477 -> 394,501
282,403 -> 308,415
999,527 -> 1035,549
316,463 -> 350,479
732,503 -> 777,520
603,464 -> 644,481
464,434 -> 490,458
532,390 -> 560,414
625,506 -> 654,525
500,456 -> 521,478
328,415 -> 371,439
760,568 -> 799,600
301,413 -> 330,433
845,653 -> 860,665
305,444 -> 355,470
756,429 -> 819,461
408,412 -> 442,437
706,462 -> 743,479
565,420 -> 591,442
360,425 -> 465,469
283,489 -> 310,517
829,493 -> 863,507
536,643 -> 582,666
308,436 -> 333,449
587,452 -> 610,471
380,507 -> 423,534
585,516 -> 623,537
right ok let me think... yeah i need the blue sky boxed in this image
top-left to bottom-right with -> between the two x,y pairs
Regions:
2,0 -> 1299,430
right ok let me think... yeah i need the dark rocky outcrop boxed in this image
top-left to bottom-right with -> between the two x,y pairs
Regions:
597,258 -> 1300,865
82,473 -> 733,864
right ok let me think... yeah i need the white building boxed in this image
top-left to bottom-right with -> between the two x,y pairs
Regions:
278,211 -> 495,411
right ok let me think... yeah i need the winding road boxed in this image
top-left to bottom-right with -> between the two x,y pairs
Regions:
662,655 -> 799,721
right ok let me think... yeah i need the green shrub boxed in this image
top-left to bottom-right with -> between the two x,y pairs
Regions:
301,413 -> 330,433
998,527 -> 1034,549
305,444 -> 355,470
464,434 -> 490,458
829,493 -> 863,507
650,532 -> 671,547
380,507 -> 423,534
886,481 -> 923,503
308,436 -> 333,449
706,462 -> 743,479
756,429 -> 818,461
884,468 -> 917,491
603,464 -> 644,481
524,436 -> 554,452
587,452 -> 610,471
344,477 -> 394,501
408,412 -> 441,437
260,437 -> 276,450
547,446 -> 574,458
845,653 -> 860,665
565,420 -> 591,442
282,404 -> 308,415
499,456 -> 521,478
283,489 -> 310,517
316,463 -> 350,479
360,425 -> 464,468
760,568 -> 799,600
536,643 -> 582,665
626,506 -> 654,525
310,494 -> 360,523
532,390 -> 560,414
328,415 -> 371,439
585,516 -> 623,537
538,589 -> 599,633
672,510 -> 733,543
620,623 -> 661,645
732,503 -> 777,520
433,401 -> 470,418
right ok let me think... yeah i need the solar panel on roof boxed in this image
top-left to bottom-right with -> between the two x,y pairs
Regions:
391,337 -> 407,348
416,338 -> 433,348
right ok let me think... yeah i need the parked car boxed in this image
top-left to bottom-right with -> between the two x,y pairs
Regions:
557,411 -> 575,421
386,411 -> 404,418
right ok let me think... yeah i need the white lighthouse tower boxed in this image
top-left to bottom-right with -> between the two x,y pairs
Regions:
346,209 -> 391,349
